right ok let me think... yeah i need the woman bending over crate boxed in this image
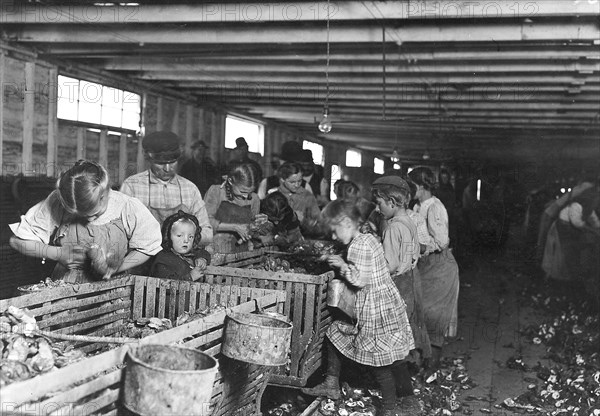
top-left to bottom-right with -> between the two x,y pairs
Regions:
150,210 -> 211,281
301,200 -> 422,416
9,160 -> 162,283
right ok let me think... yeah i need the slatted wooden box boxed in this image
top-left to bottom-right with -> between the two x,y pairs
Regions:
0,275 -> 286,416
198,264 -> 334,387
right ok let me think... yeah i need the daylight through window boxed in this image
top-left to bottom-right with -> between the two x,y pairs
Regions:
57,75 -> 141,131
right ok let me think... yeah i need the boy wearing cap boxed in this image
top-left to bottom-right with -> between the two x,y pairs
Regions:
225,137 -> 263,187
120,131 -> 213,244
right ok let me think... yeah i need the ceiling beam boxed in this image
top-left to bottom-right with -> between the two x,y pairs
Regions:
134,71 -> 599,84
100,61 -> 600,73
8,22 -> 600,44
36,47 -> 600,62
2,1 -> 597,24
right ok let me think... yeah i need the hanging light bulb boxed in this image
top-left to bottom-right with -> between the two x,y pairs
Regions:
422,150 -> 431,160
318,108 -> 332,133
391,147 -> 400,163
318,0 -> 332,134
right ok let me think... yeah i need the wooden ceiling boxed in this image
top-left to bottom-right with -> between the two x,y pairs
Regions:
2,0 -> 599,164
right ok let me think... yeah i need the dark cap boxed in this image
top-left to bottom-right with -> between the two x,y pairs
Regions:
191,140 -> 209,150
372,176 -> 410,193
280,141 -> 303,162
235,137 -> 249,149
143,131 -> 182,163
294,149 -> 314,164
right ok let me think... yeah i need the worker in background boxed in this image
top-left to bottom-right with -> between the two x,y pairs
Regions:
120,131 -> 213,244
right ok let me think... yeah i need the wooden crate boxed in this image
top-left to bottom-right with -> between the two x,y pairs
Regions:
211,247 -> 272,268
0,275 -> 286,416
199,264 -> 334,387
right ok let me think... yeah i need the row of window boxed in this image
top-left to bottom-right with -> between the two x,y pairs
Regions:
57,76 -> 386,181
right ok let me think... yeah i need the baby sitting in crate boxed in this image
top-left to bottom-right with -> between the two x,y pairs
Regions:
150,211 -> 211,281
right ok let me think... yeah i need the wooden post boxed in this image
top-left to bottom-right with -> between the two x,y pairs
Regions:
185,104 -> 193,157
99,129 -> 108,168
171,100 -> 180,134
47,67 -> 58,177
137,93 -> 147,171
76,127 -> 85,160
23,62 -> 35,176
264,126 -> 273,177
213,112 -> 225,167
0,51 -> 4,174
119,132 -> 127,184
156,96 -> 163,131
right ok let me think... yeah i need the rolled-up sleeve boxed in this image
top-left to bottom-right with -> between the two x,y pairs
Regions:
122,197 -> 163,256
203,185 -> 222,231
9,192 -> 61,244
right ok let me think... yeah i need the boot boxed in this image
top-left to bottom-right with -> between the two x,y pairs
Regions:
396,395 -> 423,415
300,375 -> 341,400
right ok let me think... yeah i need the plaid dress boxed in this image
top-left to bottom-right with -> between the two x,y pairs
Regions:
327,233 -> 415,367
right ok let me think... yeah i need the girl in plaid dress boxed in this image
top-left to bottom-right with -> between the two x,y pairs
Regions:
302,200 -> 419,416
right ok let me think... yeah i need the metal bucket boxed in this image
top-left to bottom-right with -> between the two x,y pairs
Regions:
221,312 -> 293,366
122,344 -> 218,416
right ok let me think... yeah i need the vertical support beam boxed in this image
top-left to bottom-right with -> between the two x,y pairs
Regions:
212,111 -> 225,167
264,126 -> 273,177
138,93 -> 147,171
47,67 -> 58,177
0,51 -> 4,174
76,127 -> 85,160
119,132 -> 127,184
99,129 -> 108,168
156,96 -> 163,131
23,62 -> 35,176
171,100 -> 180,134
185,104 -> 194,157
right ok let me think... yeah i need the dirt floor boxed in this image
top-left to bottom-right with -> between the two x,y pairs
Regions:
263,225 -> 600,416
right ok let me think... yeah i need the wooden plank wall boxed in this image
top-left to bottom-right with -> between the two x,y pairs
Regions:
0,44 -> 331,187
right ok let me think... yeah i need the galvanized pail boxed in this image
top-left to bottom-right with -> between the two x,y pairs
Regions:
122,344 -> 218,416
221,312 -> 293,366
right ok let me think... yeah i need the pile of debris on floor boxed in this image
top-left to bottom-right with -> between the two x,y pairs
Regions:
502,282 -> 600,415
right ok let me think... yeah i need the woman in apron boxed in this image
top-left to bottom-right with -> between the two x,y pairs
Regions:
9,160 -> 162,283
204,163 -> 267,253
408,167 -> 460,373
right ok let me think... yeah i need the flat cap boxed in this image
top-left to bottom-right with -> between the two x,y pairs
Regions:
372,176 -> 410,193
143,131 -> 182,163
280,141 -> 303,162
235,137 -> 249,148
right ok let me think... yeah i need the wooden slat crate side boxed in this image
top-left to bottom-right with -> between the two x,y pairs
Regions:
37,299 -> 131,331
1,345 -> 128,407
20,368 -> 122,415
198,265 -> 332,386
204,266 -> 326,285
2,289 -> 285,416
0,276 -> 135,311
211,248 -> 269,267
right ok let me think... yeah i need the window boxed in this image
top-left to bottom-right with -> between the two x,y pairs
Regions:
303,140 -> 324,166
330,164 -> 341,200
374,157 -> 384,174
345,150 -> 361,167
225,116 -> 264,155
57,75 -> 140,130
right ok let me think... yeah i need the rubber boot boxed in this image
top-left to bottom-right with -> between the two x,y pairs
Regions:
300,375 -> 341,400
